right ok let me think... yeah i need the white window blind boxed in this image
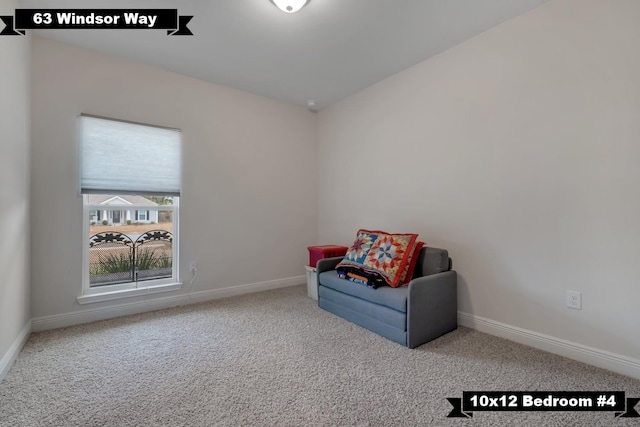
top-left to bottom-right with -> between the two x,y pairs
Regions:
79,115 -> 181,196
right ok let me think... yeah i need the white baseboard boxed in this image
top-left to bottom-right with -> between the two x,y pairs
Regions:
0,320 -> 32,383
458,311 -> 640,380
185,275 -> 305,304
32,275 -> 305,332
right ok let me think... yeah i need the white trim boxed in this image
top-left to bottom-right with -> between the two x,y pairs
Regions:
186,275 -> 305,305
86,204 -> 166,210
32,275 -> 305,332
77,282 -> 182,304
101,196 -> 133,205
0,320 -> 32,383
458,311 -> 640,380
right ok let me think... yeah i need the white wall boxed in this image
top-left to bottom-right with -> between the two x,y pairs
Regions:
31,37 -> 317,320
0,0 -> 31,379
318,0 -> 640,363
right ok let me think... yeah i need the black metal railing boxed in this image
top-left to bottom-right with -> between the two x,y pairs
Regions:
89,230 -> 173,286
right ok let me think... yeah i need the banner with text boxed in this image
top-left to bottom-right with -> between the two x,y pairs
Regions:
447,391 -> 640,419
0,9 -> 193,36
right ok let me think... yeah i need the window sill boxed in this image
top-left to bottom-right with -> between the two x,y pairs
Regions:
77,282 -> 182,305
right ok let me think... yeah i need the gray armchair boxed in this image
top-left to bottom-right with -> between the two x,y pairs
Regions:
316,247 -> 457,348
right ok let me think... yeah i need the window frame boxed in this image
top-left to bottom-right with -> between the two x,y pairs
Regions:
79,195 -> 181,304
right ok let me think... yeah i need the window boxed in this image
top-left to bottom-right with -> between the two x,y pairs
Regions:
79,115 -> 181,303
84,196 -> 177,291
136,210 -> 149,221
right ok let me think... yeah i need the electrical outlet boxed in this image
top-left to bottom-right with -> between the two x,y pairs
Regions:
189,261 -> 197,274
566,290 -> 581,310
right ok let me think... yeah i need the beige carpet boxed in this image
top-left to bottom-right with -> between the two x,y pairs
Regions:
1,285 -> 638,426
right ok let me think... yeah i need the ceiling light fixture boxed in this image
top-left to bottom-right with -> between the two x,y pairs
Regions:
270,0 -> 310,14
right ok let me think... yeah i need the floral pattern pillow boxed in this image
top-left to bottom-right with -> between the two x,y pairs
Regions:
399,241 -> 424,285
338,229 -> 419,288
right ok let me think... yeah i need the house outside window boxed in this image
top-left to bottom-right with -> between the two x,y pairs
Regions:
84,195 -> 177,289
79,114 -> 181,303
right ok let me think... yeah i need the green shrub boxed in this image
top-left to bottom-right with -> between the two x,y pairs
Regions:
127,220 -> 132,225
89,247 -> 172,279
102,220 -> 108,226
155,254 -> 172,269
90,253 -> 132,275
136,249 -> 172,271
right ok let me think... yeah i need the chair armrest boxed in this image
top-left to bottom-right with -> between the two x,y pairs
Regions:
407,270 -> 457,348
316,256 -> 344,275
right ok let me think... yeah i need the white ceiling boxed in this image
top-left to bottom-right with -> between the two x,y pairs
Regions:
19,0 -> 550,110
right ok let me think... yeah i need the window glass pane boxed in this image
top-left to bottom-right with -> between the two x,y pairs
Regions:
87,196 -> 175,288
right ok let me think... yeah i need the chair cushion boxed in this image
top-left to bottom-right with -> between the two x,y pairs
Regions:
319,270 -> 408,313
319,286 -> 406,330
